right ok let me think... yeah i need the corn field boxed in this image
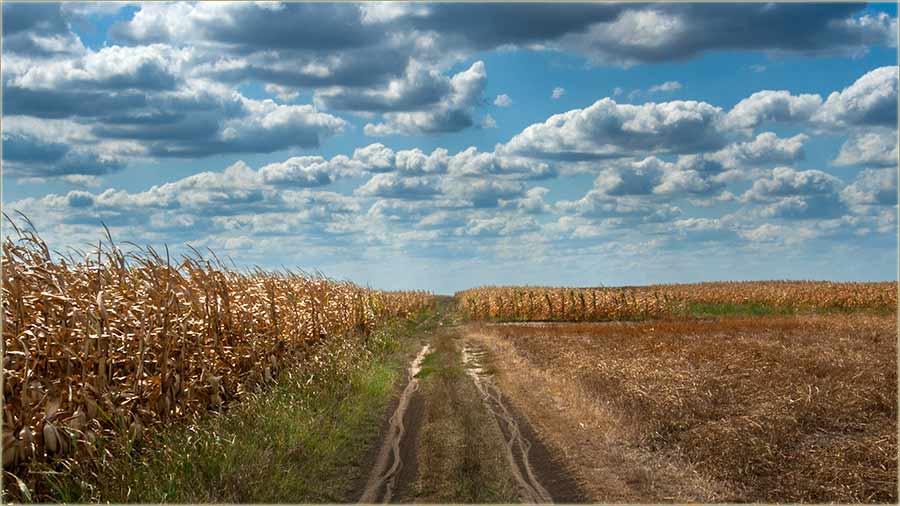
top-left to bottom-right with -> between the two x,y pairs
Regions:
456,281 -> 898,321
1,223 -> 433,495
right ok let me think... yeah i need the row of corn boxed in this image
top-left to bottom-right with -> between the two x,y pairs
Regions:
1,224 -> 433,492
456,281 -> 897,321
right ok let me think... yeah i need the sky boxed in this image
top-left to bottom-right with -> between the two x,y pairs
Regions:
1,2 -> 898,294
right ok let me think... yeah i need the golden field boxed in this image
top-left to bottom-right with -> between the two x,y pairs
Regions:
1,225 -> 432,497
457,281 -> 898,321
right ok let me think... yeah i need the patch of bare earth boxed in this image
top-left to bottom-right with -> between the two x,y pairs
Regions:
466,313 -> 898,503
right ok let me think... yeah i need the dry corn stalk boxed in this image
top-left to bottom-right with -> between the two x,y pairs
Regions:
1,219 -> 434,497
457,281 -> 897,322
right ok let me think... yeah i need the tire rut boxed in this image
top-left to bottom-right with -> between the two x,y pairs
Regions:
358,344 -> 431,503
462,343 -> 564,503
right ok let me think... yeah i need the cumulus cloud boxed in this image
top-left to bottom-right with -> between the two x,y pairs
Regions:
501,187 -> 552,214
709,132 -> 807,169
812,66 -> 898,128
501,98 -> 727,160
722,66 -> 898,132
393,147 -> 451,175
670,217 -> 737,242
739,223 -> 813,245
589,156 -> 725,199
440,178 -> 525,208
12,156 -> 373,246
722,90 -> 822,130
2,131 -> 125,178
2,44 -> 348,164
315,60 -> 452,112
258,157 -> 340,187
6,44 -> 185,93
742,166 -> 847,220
744,166 -> 842,200
139,97 -> 347,157
111,2 -> 383,52
840,168 -> 898,210
341,143 -> 554,180
833,129 -> 899,167
265,83 -> 300,102
463,215 -> 538,237
3,3 -> 897,176
494,94 -> 513,107
552,87 -> 566,99
649,81 -> 682,93
654,167 -> 725,197
445,147 -> 555,180
355,173 -> 442,200
558,4 -> 897,65
363,61 -> 487,135
557,189 -> 682,223
1,2 -> 85,57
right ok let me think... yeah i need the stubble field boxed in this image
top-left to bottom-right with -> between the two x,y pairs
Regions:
470,312 -> 897,503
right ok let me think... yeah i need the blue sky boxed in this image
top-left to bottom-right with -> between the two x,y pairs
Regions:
2,2 -> 898,293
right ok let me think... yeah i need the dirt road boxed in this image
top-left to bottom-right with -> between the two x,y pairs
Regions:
354,320 -> 584,503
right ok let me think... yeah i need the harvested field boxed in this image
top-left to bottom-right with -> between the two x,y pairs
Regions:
472,314 -> 898,503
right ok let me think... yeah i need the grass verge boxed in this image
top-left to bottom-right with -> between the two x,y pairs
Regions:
680,301 -> 896,318
681,302 -> 795,317
38,310 -> 439,503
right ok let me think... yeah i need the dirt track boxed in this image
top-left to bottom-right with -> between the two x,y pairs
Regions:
462,342 -> 585,503
355,323 -> 584,504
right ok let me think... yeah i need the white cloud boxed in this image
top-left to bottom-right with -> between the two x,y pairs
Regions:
833,129 -> 899,167
709,132 -> 807,169
744,166 -> 842,200
355,173 -> 442,199
723,90 -> 822,130
265,83 -> 300,102
8,44 -> 190,91
258,156 -> 338,187
501,186 -> 551,214
812,66 -> 898,128
494,94 -> 513,107
501,97 -> 726,160
741,166 -> 847,220
648,80 -> 682,93
363,61 -> 487,135
551,87 -> 565,99
440,177 -> 525,207
840,168 -> 898,210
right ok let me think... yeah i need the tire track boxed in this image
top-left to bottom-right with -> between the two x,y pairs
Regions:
462,344 -> 554,504
359,344 -> 431,503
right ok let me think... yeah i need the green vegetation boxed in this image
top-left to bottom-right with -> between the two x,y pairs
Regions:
43,310 -> 441,503
681,302 -> 795,317
681,301 -> 896,318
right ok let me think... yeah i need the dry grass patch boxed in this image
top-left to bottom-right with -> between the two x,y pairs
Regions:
476,314 -> 897,503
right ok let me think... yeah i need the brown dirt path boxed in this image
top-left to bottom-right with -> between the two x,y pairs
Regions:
355,322 -> 588,504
